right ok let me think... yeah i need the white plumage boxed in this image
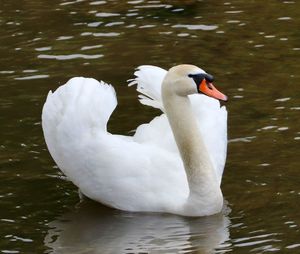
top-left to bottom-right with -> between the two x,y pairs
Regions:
42,65 -> 227,216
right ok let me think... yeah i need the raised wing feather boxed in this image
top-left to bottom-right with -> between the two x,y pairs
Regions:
128,65 -> 167,110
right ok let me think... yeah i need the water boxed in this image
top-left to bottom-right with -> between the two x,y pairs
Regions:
0,0 -> 299,253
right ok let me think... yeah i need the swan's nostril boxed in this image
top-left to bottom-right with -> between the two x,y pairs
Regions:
206,81 -> 213,90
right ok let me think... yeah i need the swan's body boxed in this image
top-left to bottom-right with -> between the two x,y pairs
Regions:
42,65 -> 228,216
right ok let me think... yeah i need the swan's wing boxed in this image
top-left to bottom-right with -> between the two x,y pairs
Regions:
129,66 -> 227,182
42,77 -> 188,212
129,65 -> 179,154
128,65 -> 167,110
133,114 -> 179,154
190,95 -> 227,183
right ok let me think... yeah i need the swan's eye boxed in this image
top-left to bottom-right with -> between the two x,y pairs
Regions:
188,73 -> 204,86
188,73 -> 214,87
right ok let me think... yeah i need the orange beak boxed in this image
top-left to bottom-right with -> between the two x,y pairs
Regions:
199,79 -> 228,102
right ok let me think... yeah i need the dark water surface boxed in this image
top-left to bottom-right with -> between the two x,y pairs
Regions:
1,0 -> 300,253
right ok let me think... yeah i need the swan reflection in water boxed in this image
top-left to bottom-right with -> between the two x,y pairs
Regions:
45,201 -> 231,254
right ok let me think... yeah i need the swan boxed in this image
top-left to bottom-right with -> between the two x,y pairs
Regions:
42,64 -> 228,217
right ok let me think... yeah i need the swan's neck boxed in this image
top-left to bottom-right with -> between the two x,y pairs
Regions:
162,92 -> 222,215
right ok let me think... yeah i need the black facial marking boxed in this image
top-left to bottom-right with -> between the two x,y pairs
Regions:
204,73 -> 214,83
188,73 -> 214,92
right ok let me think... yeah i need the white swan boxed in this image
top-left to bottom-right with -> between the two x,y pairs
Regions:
42,64 -> 228,217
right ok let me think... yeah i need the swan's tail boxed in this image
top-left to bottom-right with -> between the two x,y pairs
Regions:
128,65 -> 167,110
42,77 -> 117,167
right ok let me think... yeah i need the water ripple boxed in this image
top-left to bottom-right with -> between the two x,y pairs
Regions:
0,71 -> 15,74
81,45 -> 103,51
277,17 -> 292,20
14,75 -> 49,80
89,0 -> 106,5
37,54 -> 103,60
56,36 -> 74,41
172,24 -> 218,31
92,32 -> 121,37
105,21 -> 125,27
60,0 -> 85,6
96,12 -> 120,17
11,236 -> 33,243
228,136 -> 256,143
87,21 -> 103,27
35,46 -> 52,51
135,4 -> 172,9
275,97 -> 290,102
128,0 -> 144,4
286,244 -> 300,249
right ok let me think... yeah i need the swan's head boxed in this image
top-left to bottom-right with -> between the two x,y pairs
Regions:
164,64 -> 227,101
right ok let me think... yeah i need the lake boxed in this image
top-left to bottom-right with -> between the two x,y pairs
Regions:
0,0 -> 300,253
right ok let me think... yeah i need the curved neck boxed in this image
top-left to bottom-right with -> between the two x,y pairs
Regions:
162,89 -> 222,215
